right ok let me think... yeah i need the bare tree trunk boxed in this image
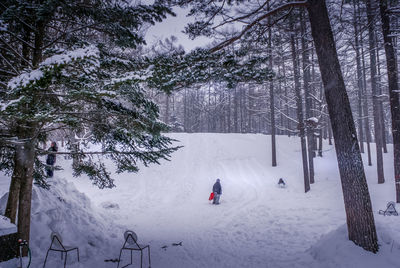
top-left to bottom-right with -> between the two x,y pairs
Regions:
208,84 -> 211,132
278,40 -> 291,137
328,117 -> 333,145
358,0 -> 373,166
234,86 -> 238,133
375,38 -> 388,154
379,0 -> 400,202
290,18 -> 310,193
307,0 -> 378,253
227,89 -> 231,133
366,0 -> 385,184
165,94 -> 170,125
318,85 -> 324,157
352,0 -> 364,154
184,89 -> 188,132
301,10 -> 314,184
268,22 -> 277,167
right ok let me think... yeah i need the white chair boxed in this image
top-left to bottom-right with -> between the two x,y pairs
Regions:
117,230 -> 151,268
43,232 -> 79,268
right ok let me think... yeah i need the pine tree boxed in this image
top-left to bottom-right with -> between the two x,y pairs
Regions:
0,0 -> 176,252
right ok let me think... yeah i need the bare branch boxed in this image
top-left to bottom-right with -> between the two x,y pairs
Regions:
210,1 -> 307,52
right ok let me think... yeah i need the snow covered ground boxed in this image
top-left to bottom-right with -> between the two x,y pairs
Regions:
1,133 -> 400,268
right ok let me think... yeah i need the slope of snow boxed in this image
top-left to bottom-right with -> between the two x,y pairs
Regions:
0,133 -> 399,268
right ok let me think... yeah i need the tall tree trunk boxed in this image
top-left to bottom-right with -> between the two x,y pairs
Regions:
318,84 -> 324,157
307,0 -> 378,253
352,0 -> 365,154
5,23 -> 32,224
366,0 -> 385,184
290,19 -> 310,193
165,94 -> 170,125
379,0 -> 400,202
358,0 -> 373,166
301,10 -> 315,184
17,138 -> 36,256
5,153 -> 21,223
184,89 -> 188,132
208,84 -> 211,132
375,39 -> 388,154
269,22 -> 277,167
328,117 -> 333,145
278,40 -> 291,137
227,89 -> 231,133
234,86 -> 238,133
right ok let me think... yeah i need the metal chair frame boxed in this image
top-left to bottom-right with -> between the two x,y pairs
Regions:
117,231 -> 151,268
43,233 -> 79,268
379,201 -> 399,216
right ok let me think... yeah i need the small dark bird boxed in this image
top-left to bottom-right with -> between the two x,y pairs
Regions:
172,242 -> 183,246
161,245 -> 168,250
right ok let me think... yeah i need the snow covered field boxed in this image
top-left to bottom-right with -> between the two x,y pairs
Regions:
1,133 -> 399,268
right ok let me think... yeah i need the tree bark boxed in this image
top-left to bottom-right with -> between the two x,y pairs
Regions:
269,22 -> 277,167
358,0 -> 373,166
165,94 -> 170,125
352,0 -> 365,154
366,0 -> 385,184
17,139 -> 36,256
375,32 -> 388,154
301,10 -> 315,184
5,153 -> 21,223
307,0 -> 378,253
290,18 -> 310,193
234,86 -> 238,133
379,0 -> 400,202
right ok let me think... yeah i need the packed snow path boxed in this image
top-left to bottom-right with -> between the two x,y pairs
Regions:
1,133 -> 399,268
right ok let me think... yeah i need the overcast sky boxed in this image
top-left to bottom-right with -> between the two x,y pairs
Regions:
145,6 -> 213,52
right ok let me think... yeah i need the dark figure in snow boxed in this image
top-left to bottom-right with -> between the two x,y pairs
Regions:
212,179 -> 222,205
46,141 -> 58,177
278,178 -> 286,188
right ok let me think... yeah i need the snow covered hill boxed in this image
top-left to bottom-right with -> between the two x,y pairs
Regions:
1,133 -> 399,268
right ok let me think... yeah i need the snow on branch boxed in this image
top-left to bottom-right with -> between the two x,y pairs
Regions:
7,45 -> 100,90
0,96 -> 23,112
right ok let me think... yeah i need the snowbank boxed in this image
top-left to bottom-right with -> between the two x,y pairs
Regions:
309,224 -> 400,268
0,177 -> 124,268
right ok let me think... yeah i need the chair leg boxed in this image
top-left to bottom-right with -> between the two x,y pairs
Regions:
76,248 -> 80,262
43,250 -> 50,268
148,247 -> 151,268
64,252 -> 68,268
140,251 -> 143,268
117,249 -> 123,268
130,250 -> 133,265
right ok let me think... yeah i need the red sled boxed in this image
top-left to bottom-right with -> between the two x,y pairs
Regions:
208,192 -> 214,201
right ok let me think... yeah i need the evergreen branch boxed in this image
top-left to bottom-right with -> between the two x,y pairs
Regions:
42,23 -> 100,49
